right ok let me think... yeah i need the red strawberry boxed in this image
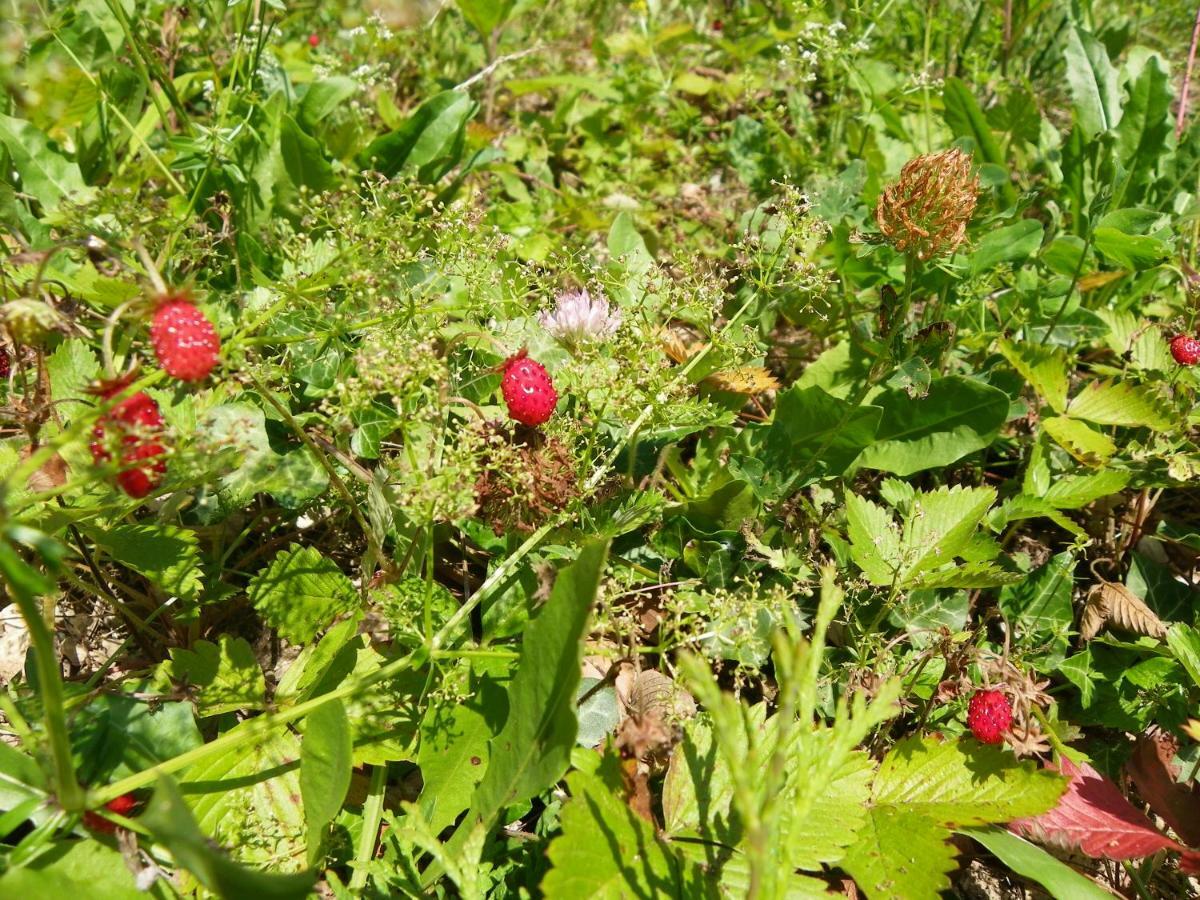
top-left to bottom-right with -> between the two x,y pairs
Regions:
308,33 -> 320,47
0,346 -> 9,379
1170,334 -> 1200,366
90,386 -> 167,499
83,793 -> 138,833
150,296 -> 220,382
501,351 -> 558,426
966,689 -> 1012,745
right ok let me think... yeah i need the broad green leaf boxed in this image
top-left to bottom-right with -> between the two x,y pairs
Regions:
84,524 -> 202,602
418,691 -> 496,834
1042,416 -> 1116,466
760,385 -> 882,495
1059,650 -> 1098,707
0,840 -> 154,900
1093,226 -> 1169,270
998,339 -> 1068,413
843,805 -> 957,900
72,695 -> 202,785
359,91 -> 476,182
969,220 -> 1043,276
1166,624 -> 1200,689
855,377 -> 1009,476
1042,469 -> 1129,508
1062,26 -> 1121,139
0,114 -> 91,211
455,539 -> 610,844
960,826 -> 1114,900
575,677 -> 620,747
999,552 -> 1074,643
301,699 -> 352,864
607,211 -> 654,304
247,545 -> 358,644
544,753 -> 710,899
1116,53 -> 1173,201
943,78 -> 1015,204
279,114 -> 334,191
1066,381 -> 1172,431
166,636 -> 265,715
298,77 -> 358,129
143,776 -> 314,898
456,0 -> 515,34
845,493 -> 903,586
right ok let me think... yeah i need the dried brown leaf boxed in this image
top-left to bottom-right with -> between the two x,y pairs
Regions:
1125,730 -> 1200,847
1080,582 -> 1167,641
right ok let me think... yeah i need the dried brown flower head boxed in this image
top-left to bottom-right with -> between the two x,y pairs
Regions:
474,424 -> 579,534
875,148 -> 979,261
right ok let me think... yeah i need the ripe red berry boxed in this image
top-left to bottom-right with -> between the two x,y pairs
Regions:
0,346 -> 9,379
150,297 -> 220,382
1170,334 -> 1200,366
501,351 -> 558,426
308,33 -> 320,47
83,793 -> 138,833
966,689 -> 1012,745
90,388 -> 167,499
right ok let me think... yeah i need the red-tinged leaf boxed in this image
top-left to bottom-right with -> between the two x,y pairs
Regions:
1011,756 -> 1199,867
1124,730 -> 1200,847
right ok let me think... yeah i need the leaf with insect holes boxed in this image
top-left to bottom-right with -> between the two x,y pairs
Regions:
1011,755 -> 1200,872
1079,582 -> 1167,641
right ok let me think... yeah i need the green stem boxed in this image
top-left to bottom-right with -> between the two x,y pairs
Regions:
349,765 -> 387,892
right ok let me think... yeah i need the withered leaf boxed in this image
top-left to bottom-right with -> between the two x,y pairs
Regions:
1124,730 -> 1200,847
1080,582 -> 1167,641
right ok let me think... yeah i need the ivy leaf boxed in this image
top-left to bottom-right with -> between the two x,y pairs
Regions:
544,753 -> 711,899
247,545 -> 358,644
841,737 -> 1066,900
1011,755 -> 1200,871
84,524 -> 203,602
998,552 -> 1075,646
166,636 -> 265,715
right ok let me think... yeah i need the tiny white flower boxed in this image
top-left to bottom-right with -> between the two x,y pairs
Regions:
538,289 -> 622,350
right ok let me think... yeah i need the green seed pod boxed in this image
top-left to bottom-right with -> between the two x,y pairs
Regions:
1,299 -> 63,346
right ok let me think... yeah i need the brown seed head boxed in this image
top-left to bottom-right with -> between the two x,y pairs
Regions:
875,148 -> 979,261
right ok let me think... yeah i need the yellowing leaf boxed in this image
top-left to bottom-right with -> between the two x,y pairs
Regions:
703,366 -> 780,394
1042,416 -> 1116,467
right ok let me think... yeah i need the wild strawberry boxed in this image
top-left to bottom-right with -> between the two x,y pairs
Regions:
501,351 -> 558,426
83,792 -> 138,833
90,384 -> 167,499
1170,334 -> 1200,366
150,296 -> 220,382
0,346 -> 9,379
966,689 -> 1012,745
308,33 -> 320,47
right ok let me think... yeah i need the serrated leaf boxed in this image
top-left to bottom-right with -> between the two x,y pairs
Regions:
1042,469 -> 1130,508
915,560 -> 1023,589
900,485 -> 997,583
1067,381 -> 1172,431
46,339 -> 100,414
247,545 -> 358,644
845,493 -> 902,585
544,753 -> 710,899
1042,416 -> 1116,467
166,636 -> 265,715
1011,756 -> 1200,869
998,339 -> 1068,413
843,805 -> 958,900
84,524 -> 202,602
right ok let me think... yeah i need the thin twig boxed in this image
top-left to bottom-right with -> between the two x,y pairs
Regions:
1178,5 -> 1200,139
453,45 -> 540,91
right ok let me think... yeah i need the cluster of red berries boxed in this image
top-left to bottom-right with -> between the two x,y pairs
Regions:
90,294 -> 220,498
0,345 -> 9,380
500,350 -> 559,426
82,792 -> 138,834
966,689 -> 1012,745
1170,334 -> 1200,366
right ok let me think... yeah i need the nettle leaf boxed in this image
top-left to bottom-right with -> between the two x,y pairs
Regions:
247,545 -> 359,644
1042,416 -> 1116,467
544,753 -> 710,899
854,376 -> 1009,476
452,540 -> 609,848
1011,755 -> 1200,871
1067,381 -> 1173,431
84,524 -> 202,602
166,636 -> 266,715
841,737 -> 1066,900
998,339 -> 1068,413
